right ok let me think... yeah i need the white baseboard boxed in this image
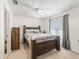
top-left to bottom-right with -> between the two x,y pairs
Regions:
71,49 -> 79,54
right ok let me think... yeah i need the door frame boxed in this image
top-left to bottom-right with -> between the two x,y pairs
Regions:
4,6 -> 11,55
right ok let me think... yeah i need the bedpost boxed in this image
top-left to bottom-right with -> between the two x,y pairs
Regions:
31,40 -> 36,59
23,25 -> 26,43
38,26 -> 41,32
55,36 -> 60,51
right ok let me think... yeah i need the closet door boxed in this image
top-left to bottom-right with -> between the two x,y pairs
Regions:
11,27 -> 20,50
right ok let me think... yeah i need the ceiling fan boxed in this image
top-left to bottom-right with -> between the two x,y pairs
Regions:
13,0 -> 47,17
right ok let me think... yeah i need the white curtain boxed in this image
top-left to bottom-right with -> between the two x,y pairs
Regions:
49,17 -> 63,46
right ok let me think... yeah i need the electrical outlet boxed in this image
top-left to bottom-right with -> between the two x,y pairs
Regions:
78,40 -> 79,42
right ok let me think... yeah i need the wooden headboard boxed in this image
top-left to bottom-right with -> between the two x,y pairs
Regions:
23,25 -> 41,42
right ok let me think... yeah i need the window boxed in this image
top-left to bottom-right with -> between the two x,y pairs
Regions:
49,17 -> 63,36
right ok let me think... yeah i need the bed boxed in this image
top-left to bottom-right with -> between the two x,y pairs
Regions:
23,25 -> 60,59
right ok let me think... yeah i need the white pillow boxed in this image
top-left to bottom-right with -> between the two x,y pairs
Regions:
26,30 -> 33,34
33,30 -> 40,33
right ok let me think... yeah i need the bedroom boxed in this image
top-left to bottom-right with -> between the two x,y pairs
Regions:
0,0 -> 79,59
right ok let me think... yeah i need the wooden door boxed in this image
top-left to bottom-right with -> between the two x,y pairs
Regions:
11,27 -> 20,50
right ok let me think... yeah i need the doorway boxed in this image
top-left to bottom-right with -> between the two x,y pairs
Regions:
4,7 -> 11,59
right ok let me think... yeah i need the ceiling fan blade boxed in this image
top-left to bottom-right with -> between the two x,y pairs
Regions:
15,0 -> 36,10
15,0 -> 41,16
13,0 -> 45,17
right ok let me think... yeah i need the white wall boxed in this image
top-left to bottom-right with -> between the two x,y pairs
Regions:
68,7 -> 79,53
0,1 -> 5,59
40,18 -> 49,33
11,15 -> 41,43
42,6 -> 79,53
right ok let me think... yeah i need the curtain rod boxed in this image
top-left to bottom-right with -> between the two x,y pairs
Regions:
49,14 -> 69,21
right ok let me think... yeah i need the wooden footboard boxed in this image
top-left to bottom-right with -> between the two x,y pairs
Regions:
36,40 -> 56,56
30,36 -> 60,59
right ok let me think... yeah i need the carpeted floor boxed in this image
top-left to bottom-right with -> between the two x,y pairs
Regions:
5,45 -> 79,59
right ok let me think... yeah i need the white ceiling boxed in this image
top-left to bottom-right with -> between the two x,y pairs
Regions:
7,0 -> 79,18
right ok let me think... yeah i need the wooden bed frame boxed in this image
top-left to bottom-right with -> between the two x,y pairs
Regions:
23,25 -> 60,59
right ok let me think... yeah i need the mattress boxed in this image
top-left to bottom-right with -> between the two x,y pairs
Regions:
24,33 -> 55,43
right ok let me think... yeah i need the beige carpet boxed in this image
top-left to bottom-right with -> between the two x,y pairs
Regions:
5,45 -> 79,59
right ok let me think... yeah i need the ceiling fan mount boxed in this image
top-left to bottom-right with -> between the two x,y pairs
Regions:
13,0 -> 18,5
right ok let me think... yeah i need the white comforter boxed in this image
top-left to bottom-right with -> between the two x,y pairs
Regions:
24,33 -> 55,43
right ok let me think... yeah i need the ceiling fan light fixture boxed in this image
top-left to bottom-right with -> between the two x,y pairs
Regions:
37,9 -> 48,16
32,12 -> 41,18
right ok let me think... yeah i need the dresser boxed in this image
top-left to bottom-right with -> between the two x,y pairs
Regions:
11,27 -> 20,50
